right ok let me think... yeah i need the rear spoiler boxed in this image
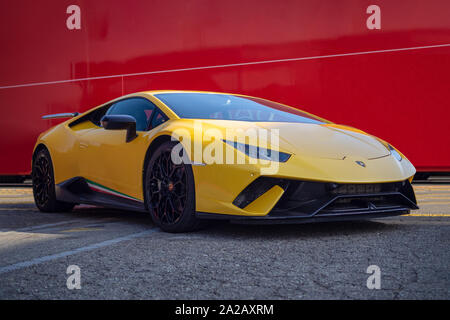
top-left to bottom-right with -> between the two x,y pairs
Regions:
42,112 -> 79,120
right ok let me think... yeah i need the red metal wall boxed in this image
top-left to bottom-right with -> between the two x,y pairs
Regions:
1,0 -> 449,175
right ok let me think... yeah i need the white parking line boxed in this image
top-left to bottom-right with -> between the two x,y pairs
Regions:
0,220 -> 82,232
15,220 -> 88,232
0,218 -> 124,233
0,228 -> 158,274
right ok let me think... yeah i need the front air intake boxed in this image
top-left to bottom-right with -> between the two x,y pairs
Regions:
232,177 -> 289,209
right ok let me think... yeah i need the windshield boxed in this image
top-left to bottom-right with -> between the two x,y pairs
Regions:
154,93 -> 324,124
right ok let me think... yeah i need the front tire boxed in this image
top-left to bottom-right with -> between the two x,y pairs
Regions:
144,141 -> 200,233
32,148 -> 75,212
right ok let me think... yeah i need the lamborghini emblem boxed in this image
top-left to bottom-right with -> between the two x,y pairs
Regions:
356,161 -> 366,167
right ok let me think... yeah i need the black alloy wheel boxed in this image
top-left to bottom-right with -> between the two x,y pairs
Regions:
145,141 -> 200,232
32,148 -> 74,212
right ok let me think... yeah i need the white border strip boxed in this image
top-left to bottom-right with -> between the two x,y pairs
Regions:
1,43 -> 449,90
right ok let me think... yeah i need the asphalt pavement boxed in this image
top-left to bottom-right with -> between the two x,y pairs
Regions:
0,185 -> 448,299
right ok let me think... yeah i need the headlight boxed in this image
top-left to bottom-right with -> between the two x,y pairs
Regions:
223,140 -> 291,162
388,144 -> 402,162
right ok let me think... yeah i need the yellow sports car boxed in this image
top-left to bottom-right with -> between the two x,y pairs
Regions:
32,90 -> 418,232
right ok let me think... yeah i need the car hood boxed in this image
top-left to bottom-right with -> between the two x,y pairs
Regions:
256,122 -> 390,160
193,120 -> 390,160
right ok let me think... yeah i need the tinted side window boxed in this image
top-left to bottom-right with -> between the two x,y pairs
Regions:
69,105 -> 109,128
106,98 -> 155,131
150,110 -> 168,129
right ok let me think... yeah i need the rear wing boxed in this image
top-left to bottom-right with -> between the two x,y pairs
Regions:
42,112 -> 79,120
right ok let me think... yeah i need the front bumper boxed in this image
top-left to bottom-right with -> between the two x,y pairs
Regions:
196,178 -> 418,224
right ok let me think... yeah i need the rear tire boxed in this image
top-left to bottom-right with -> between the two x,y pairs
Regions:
144,141 -> 201,233
32,148 -> 75,212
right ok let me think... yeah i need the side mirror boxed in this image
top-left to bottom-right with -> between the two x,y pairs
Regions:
100,115 -> 137,143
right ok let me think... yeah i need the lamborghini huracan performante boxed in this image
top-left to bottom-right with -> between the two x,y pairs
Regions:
32,91 -> 418,232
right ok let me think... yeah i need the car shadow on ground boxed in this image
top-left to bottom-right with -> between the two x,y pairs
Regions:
199,218 -> 401,240
69,205 -> 402,240
2,203 -> 403,240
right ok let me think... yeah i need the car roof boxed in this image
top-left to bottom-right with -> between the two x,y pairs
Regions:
73,90 -> 329,124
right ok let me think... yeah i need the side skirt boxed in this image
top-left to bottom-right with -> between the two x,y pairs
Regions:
55,177 -> 146,212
